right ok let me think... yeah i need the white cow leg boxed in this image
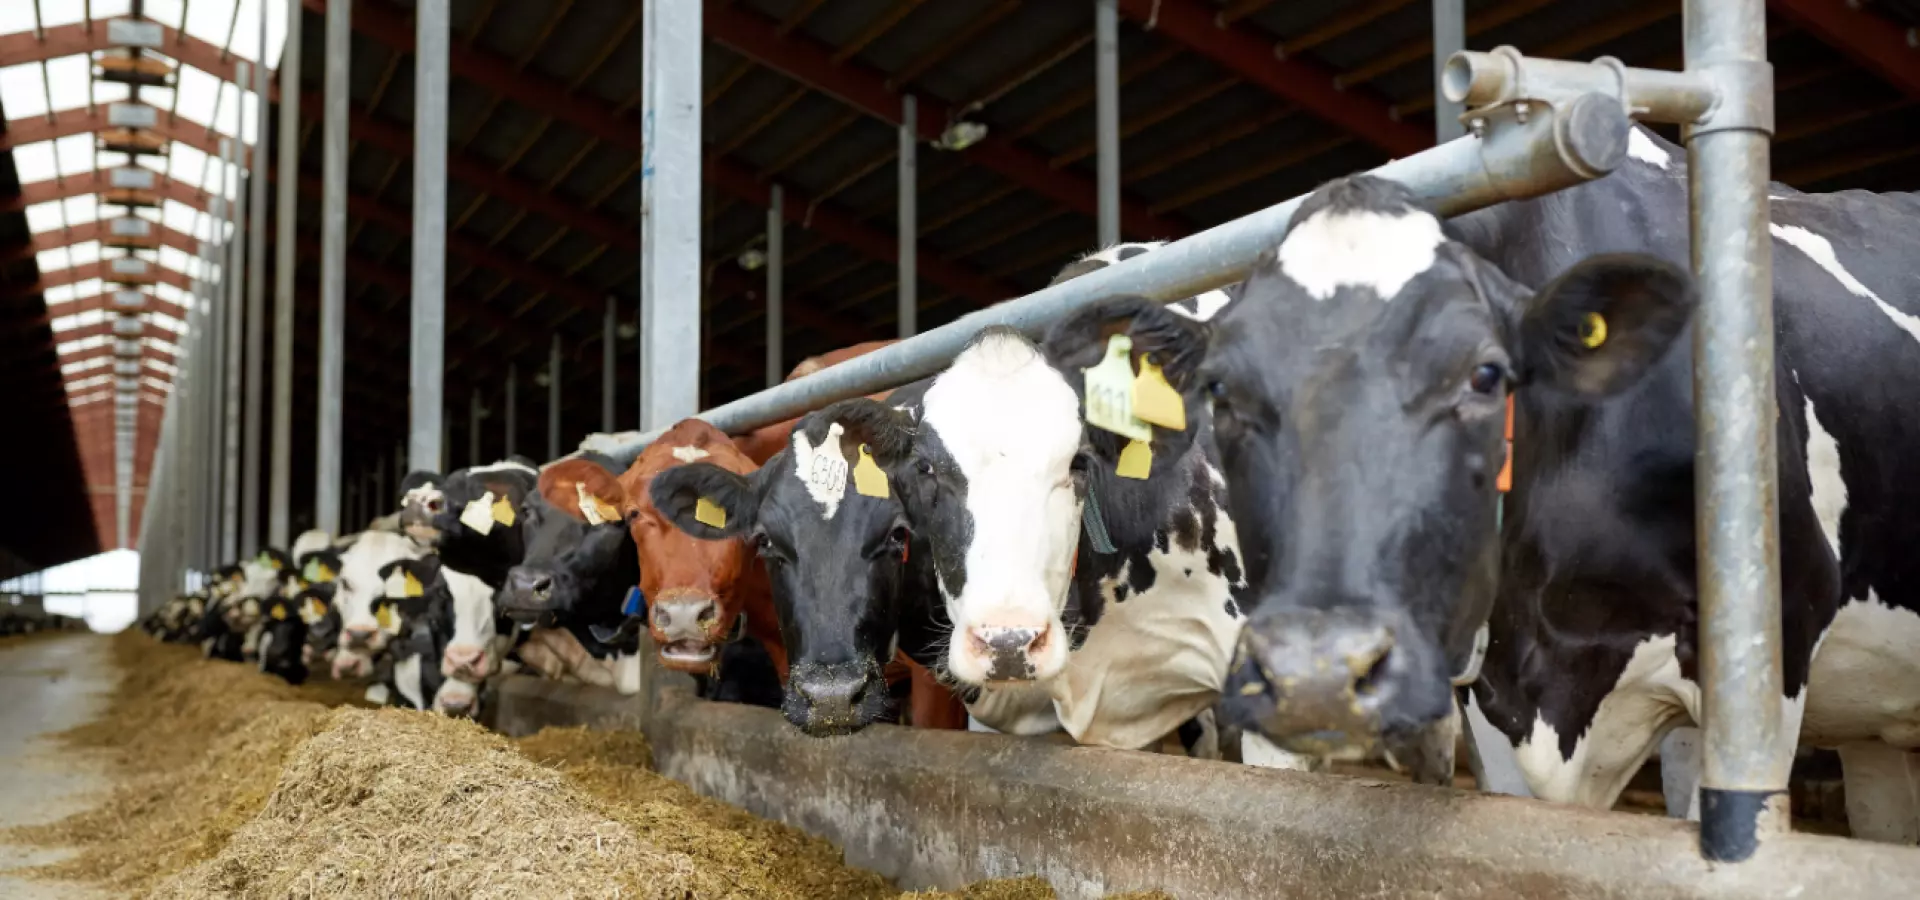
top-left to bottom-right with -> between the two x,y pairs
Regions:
1463,690 -> 1533,797
1660,726 -> 1703,820
1838,742 -> 1920,844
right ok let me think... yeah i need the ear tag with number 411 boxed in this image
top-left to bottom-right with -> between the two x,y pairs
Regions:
1083,334 -> 1152,442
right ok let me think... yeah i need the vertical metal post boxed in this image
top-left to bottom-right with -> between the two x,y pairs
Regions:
395,440 -> 406,484
317,0 -> 351,535
1688,0 -> 1781,864
602,297 -> 617,431
765,185 -> 783,387
897,94 -> 917,339
242,39 -> 270,556
469,388 -> 482,466
411,0 -> 449,475
270,0 -> 303,549
547,335 -> 562,458
504,364 -> 518,457
221,116 -> 246,563
1432,0 -> 1466,142
372,453 -> 387,519
639,0 -> 704,430
1094,0 -> 1120,247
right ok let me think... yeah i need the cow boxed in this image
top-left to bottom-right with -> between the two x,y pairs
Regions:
374,555 -> 506,716
327,530 -> 428,680
227,549 -> 296,660
291,580 -> 341,673
395,470 -> 447,545
408,459 -> 540,587
255,594 -> 310,685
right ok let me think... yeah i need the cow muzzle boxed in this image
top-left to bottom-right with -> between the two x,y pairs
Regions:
331,649 -> 374,680
650,592 -> 721,672
1221,607 -> 1441,756
783,662 -> 889,737
499,568 -> 562,625
950,611 -> 1066,686
442,643 -> 492,681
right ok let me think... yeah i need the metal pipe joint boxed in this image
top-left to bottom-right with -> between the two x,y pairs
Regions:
1445,46 -> 1718,127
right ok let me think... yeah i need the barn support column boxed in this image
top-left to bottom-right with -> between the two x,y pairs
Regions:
221,113 -> 247,564
316,0 -> 352,536
1094,0 -> 1120,247
639,0 -> 703,430
765,185 -> 783,388
410,0 -> 450,476
469,388 -> 483,467
547,335 -> 562,459
897,94 -> 917,339
603,297 -> 618,432
505,364 -> 518,458
1432,0 -> 1466,142
372,454 -> 387,521
242,41 -> 271,557
1686,0 -> 1783,863
269,0 -> 304,550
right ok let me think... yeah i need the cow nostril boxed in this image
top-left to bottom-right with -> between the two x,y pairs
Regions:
697,605 -> 717,627
531,576 -> 552,594
967,630 -> 991,658
654,609 -> 671,628
1353,648 -> 1392,697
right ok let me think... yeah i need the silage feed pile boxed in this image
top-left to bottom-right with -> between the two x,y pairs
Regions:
5,635 -> 1168,899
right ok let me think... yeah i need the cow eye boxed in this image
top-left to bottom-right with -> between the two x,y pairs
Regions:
887,524 -> 911,548
1208,380 -> 1229,400
914,459 -> 934,478
1469,362 -> 1505,395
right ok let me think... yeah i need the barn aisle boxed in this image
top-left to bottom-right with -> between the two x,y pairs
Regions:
0,634 -> 114,900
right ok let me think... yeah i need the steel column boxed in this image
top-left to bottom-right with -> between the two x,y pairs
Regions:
1687,0 -> 1782,863
220,125 -> 244,563
317,0 -> 351,535
548,335 -> 562,459
505,363 -> 518,457
410,0 -> 449,475
469,388 -> 482,466
603,297 -> 617,431
766,184 -> 783,387
372,454 -> 387,520
1095,0 -> 1121,247
1432,0 -> 1466,142
639,0 -> 705,429
242,42 -> 271,556
897,94 -> 917,339
270,0 -> 304,549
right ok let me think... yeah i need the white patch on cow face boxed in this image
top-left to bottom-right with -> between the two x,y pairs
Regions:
1773,223 -> 1920,344
1168,288 -> 1233,322
1513,634 -> 1700,807
1626,128 -> 1670,169
1804,592 -> 1920,750
1276,207 -> 1444,302
331,530 -> 424,654
433,678 -> 479,716
440,568 -> 498,681
236,561 -> 282,603
670,445 -> 710,463
1802,395 -> 1847,558
256,630 -> 274,673
922,332 -> 1082,685
291,529 -> 332,564
467,458 -> 538,477
393,653 -> 426,710
789,421 -> 851,520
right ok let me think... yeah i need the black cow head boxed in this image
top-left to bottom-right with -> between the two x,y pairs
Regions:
293,582 -> 340,668
1145,175 -> 1693,757
256,595 -> 310,685
428,460 -> 539,585
497,461 -> 638,628
652,398 -> 916,736
396,470 -> 446,544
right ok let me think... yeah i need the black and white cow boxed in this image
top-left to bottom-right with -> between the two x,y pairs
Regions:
395,470 -> 447,545
255,593 -> 310,685
496,470 -> 645,694
326,529 -> 428,680
1435,127 -> 1919,839
415,458 -> 540,587
290,579 -> 341,673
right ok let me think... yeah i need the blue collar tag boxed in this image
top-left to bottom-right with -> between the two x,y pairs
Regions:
622,586 -> 645,618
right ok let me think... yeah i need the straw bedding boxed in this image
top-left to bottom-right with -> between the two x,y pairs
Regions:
4,634 -> 1172,899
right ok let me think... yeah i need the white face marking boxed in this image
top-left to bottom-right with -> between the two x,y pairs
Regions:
922,332 -> 1082,685
1168,288 -> 1233,322
433,678 -> 479,715
256,630 -> 274,673
789,421 -> 850,520
441,568 -> 497,680
1277,207 -> 1445,301
1802,395 -> 1846,558
236,560 -> 282,602
1773,223 -> 1920,344
393,654 -> 426,710
670,445 -> 711,463
332,530 -> 425,651
465,459 -> 538,477
1804,592 -> 1920,749
1513,634 -> 1701,807
291,529 -> 332,563
1626,128 -> 1670,169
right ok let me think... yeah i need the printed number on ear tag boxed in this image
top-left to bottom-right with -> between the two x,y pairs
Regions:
1579,312 -> 1608,349
1131,356 -> 1187,432
853,444 -> 890,499
460,491 -> 498,535
491,494 -> 516,527
1116,439 -> 1153,480
1083,334 -> 1152,442
694,497 -> 728,529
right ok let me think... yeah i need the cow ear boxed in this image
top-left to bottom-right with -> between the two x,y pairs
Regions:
1042,295 -> 1209,392
1516,254 -> 1693,397
539,458 -> 630,523
819,398 -> 915,466
649,462 -> 756,540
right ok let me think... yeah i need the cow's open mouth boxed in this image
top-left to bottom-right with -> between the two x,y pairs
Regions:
660,640 -> 716,666
501,606 -> 555,627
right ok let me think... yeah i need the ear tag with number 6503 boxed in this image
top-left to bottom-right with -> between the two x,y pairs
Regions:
1083,335 -> 1152,442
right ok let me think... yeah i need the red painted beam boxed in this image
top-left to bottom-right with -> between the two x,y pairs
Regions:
57,345 -> 178,370
0,20 -> 277,97
705,3 -> 1188,241
2,167 -> 209,215
0,104 -> 249,163
1114,0 -> 1428,157
8,220 -> 200,265
1771,0 -> 1920,98
44,291 -> 192,326
16,259 -> 193,295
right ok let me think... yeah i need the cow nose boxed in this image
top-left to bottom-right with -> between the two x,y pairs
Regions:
965,626 -> 1047,681
791,674 -> 873,735
342,625 -> 378,649
507,569 -> 552,598
652,597 -> 718,640
444,644 -> 488,678
1225,609 -> 1403,755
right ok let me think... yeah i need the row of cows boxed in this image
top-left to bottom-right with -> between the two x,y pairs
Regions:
146,127 -> 1919,844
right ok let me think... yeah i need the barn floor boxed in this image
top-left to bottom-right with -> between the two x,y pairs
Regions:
0,634 -> 113,900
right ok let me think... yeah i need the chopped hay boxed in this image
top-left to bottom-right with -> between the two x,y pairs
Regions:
9,633 -> 1179,899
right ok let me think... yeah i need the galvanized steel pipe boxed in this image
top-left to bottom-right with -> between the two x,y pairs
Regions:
766,185 -> 783,388
242,42 -> 270,557
638,0 -> 704,429
1095,0 -> 1120,247
898,94 -> 918,339
270,0 -> 303,549
317,0 -> 351,535
221,114 -> 246,563
410,0 -> 450,476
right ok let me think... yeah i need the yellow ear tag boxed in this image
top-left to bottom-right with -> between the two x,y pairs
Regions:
302,597 -> 326,623
314,563 -> 335,583
1083,334 -> 1152,442
596,499 -> 623,524
270,603 -> 287,622
460,491 -> 498,536
1116,439 -> 1153,480
376,604 -> 397,631
1579,312 -> 1608,349
694,497 -> 727,529
852,444 -> 890,499
403,571 -> 424,598
491,494 -> 516,527
1131,356 -> 1187,432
